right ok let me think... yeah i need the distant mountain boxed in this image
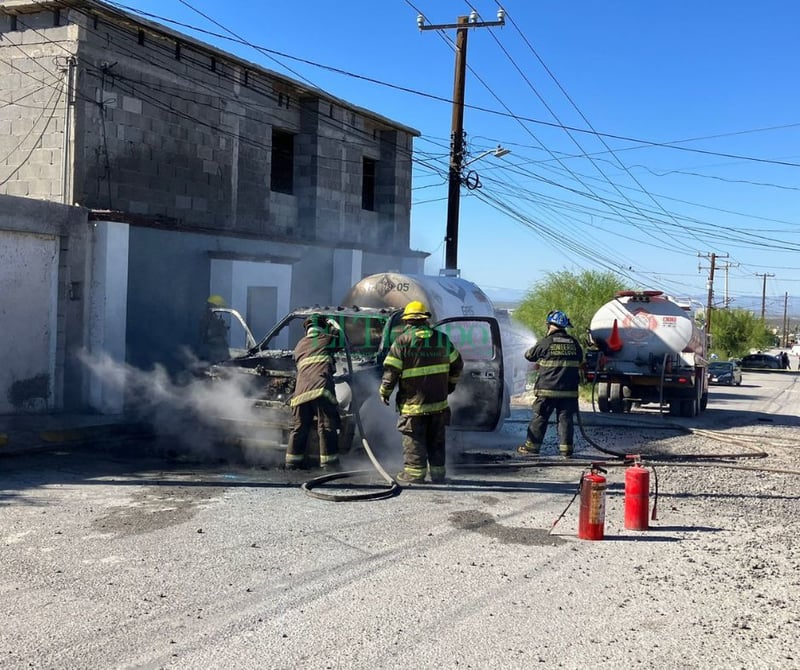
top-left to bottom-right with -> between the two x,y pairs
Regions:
483,287 -> 527,307
484,290 -> 798,321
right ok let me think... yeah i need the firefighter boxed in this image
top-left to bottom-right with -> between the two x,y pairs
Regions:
518,309 -> 583,458
198,294 -> 230,363
285,314 -> 342,471
379,301 -> 463,484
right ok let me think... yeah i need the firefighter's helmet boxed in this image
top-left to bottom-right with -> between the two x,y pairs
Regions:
546,310 -> 572,328
207,294 -> 227,307
402,300 -> 431,321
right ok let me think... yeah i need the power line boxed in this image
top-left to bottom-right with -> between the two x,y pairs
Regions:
92,1 -> 800,169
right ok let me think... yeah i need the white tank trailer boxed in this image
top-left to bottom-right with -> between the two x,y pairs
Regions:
343,272 -> 534,399
586,290 -> 709,417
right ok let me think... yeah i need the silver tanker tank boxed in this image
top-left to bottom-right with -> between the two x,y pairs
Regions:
342,272 -> 495,322
589,290 -> 705,360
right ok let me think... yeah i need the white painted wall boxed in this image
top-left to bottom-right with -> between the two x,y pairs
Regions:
88,221 -> 130,413
332,248 -> 363,305
210,258 -> 292,346
0,230 -> 58,413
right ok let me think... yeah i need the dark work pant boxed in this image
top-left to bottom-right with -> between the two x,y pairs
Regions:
397,411 -> 448,480
527,396 -> 578,451
286,398 -> 340,466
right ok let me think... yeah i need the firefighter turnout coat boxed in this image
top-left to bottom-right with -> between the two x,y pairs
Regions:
290,327 -> 339,407
380,322 -> 464,414
525,328 -> 583,398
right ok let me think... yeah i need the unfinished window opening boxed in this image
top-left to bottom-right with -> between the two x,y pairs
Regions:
53,9 -> 60,26
174,41 -> 181,60
9,15 -> 17,30
137,30 -> 144,45
271,129 -> 295,195
210,56 -> 216,72
362,157 -> 376,211
243,70 -> 249,87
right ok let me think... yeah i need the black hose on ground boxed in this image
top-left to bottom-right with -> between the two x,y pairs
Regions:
302,324 -> 401,502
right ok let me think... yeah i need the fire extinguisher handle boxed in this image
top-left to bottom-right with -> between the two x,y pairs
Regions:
591,463 -> 608,474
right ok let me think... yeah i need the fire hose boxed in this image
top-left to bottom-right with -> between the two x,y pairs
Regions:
301,321 -> 401,502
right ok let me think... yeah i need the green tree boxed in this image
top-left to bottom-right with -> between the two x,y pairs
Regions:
710,308 -> 775,358
513,270 -> 627,342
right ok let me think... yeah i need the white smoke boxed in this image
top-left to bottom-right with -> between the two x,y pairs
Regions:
80,350 -> 286,467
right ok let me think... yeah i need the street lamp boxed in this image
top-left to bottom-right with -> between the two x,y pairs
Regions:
463,144 -> 511,167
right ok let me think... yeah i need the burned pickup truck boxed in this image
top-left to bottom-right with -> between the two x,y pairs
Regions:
204,305 -> 507,459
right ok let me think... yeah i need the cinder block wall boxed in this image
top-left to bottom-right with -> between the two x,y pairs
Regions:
0,3 -> 416,254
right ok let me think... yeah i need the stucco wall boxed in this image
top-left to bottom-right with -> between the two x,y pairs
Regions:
0,193 -> 90,413
0,230 -> 58,413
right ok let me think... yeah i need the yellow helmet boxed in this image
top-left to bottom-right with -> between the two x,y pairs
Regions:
402,300 -> 431,321
207,294 -> 227,307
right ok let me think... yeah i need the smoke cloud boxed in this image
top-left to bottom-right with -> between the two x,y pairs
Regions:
80,350 -> 287,467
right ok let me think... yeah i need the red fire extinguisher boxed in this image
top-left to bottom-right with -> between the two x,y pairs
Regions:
578,465 -> 607,541
624,455 -> 655,530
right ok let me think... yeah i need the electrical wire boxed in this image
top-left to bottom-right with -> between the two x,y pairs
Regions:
0,85 -> 62,186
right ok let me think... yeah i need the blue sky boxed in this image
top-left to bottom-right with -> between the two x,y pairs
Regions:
113,0 -> 800,313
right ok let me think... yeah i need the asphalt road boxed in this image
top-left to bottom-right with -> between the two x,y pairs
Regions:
1,371 -> 798,669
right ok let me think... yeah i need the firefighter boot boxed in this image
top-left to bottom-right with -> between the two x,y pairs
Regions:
396,470 -> 426,485
559,445 -> 574,458
517,441 -> 540,456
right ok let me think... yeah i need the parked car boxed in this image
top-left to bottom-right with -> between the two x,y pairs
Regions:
707,361 -> 742,386
739,354 -> 782,370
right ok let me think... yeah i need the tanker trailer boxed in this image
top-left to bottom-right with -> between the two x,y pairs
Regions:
342,272 -> 496,322
585,290 -> 709,417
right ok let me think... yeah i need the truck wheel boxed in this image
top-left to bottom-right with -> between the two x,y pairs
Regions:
668,399 -> 682,416
700,392 -> 708,411
596,382 -> 610,413
680,398 -> 698,418
609,383 -> 624,413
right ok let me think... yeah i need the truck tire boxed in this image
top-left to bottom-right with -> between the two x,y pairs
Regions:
609,383 -> 625,413
700,392 -> 708,411
596,382 -> 610,413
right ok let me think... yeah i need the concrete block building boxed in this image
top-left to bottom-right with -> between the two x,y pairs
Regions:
0,0 -> 424,411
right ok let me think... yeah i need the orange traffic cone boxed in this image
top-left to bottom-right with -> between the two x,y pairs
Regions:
607,319 -> 623,352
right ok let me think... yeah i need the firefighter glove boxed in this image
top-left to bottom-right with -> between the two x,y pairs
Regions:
379,391 -> 390,406
326,319 -> 342,332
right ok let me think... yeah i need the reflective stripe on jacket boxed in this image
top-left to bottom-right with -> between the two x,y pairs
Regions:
380,323 -> 463,415
290,331 -> 339,408
525,329 -> 583,399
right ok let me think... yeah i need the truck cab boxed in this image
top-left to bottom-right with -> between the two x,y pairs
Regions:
205,306 -> 505,458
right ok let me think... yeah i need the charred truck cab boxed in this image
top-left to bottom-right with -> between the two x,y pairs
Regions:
206,305 -> 505,454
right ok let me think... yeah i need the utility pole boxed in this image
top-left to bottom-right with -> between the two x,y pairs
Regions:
755,272 -> 775,320
719,260 -> 739,307
782,292 -> 789,347
698,252 -> 727,333
418,9 -> 505,274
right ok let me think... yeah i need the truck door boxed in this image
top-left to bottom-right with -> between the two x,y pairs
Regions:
434,316 -> 504,431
